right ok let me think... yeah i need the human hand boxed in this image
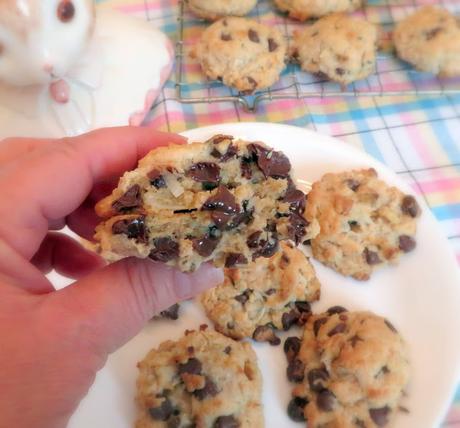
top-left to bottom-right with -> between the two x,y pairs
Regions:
0,127 -> 223,428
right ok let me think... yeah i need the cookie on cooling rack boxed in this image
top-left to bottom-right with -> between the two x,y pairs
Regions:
291,14 -> 379,86
187,0 -> 257,21
284,307 -> 410,427
305,168 -> 420,280
136,328 -> 263,428
95,134 -> 318,272
194,17 -> 287,93
201,241 -> 320,344
274,0 -> 363,21
393,6 -> 460,77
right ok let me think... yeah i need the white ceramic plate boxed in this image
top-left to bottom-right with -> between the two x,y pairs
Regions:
68,123 -> 460,428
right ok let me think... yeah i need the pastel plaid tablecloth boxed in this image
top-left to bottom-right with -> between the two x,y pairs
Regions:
99,0 -> 460,425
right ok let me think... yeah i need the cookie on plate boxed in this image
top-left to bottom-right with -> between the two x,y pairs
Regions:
393,6 -> 460,77
95,135 -> 319,272
194,17 -> 287,93
201,241 -> 320,344
284,308 -> 410,427
305,168 -> 420,280
292,14 -> 379,86
136,328 -> 263,428
274,0 -> 363,21
187,0 -> 257,21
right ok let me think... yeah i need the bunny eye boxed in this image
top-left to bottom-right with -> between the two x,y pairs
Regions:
57,1 -> 75,23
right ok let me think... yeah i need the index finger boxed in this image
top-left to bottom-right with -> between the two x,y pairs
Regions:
0,126 -> 185,259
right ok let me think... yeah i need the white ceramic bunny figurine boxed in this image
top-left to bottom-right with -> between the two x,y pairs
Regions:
0,0 -> 174,138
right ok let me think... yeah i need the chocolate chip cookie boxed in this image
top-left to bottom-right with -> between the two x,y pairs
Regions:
305,168 -> 420,280
201,241 -> 320,344
284,308 -> 410,427
95,135 -> 319,272
292,14 -> 379,86
136,328 -> 263,428
194,17 -> 287,93
187,0 -> 257,21
393,6 -> 460,77
274,0 -> 363,21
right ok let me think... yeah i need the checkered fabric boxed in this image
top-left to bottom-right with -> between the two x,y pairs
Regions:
98,0 -> 460,424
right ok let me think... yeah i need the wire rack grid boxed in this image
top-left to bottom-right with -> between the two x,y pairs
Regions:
174,0 -> 460,112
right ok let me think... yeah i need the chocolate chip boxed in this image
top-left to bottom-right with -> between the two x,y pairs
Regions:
349,220 -> 360,232
247,231 -> 262,248
187,346 -> 194,354
282,309 -> 300,330
252,232 -> 279,259
192,232 -> 220,257
282,184 -> 307,214
148,169 -> 166,189
112,185 -> 142,212
202,185 -> 239,215
240,157 -> 253,179
248,144 -> 291,178
336,67 -> 345,76
193,377 -> 219,400
364,248 -> 381,265
112,216 -> 147,243
248,29 -> 260,43
287,358 -> 305,383
226,207 -> 254,230
210,143 -> 237,162
287,212 -> 309,245
313,318 -> 328,336
328,322 -> 347,337
202,182 -> 219,191
346,179 -> 360,191
287,397 -> 308,422
308,368 -> 329,392
401,195 -> 420,218
384,319 -> 398,333
284,336 -> 301,362
399,235 -> 416,253
349,334 -> 363,347
213,415 -> 239,428
149,238 -> 180,262
178,358 -> 202,375
253,325 -> 281,346
148,398 -> 173,421
317,389 -> 335,412
295,301 -> 312,326
369,406 -> 391,426
327,306 -> 348,315
244,76 -> 257,93
225,253 -> 248,268
376,365 -> 390,377
355,419 -> 366,428
268,38 -> 278,52
160,304 -> 180,320
266,288 -> 276,295
426,27 -> 442,40
167,415 -> 181,428
223,346 -> 232,355
187,162 -> 221,184
235,289 -> 251,305
221,33 -> 232,41
174,208 -> 198,214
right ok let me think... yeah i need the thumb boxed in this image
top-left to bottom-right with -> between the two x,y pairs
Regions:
53,258 -> 223,355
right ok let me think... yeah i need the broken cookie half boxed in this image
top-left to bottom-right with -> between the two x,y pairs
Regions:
95,134 -> 319,272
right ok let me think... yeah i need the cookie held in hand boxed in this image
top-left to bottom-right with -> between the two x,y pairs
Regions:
95,134 -> 318,272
